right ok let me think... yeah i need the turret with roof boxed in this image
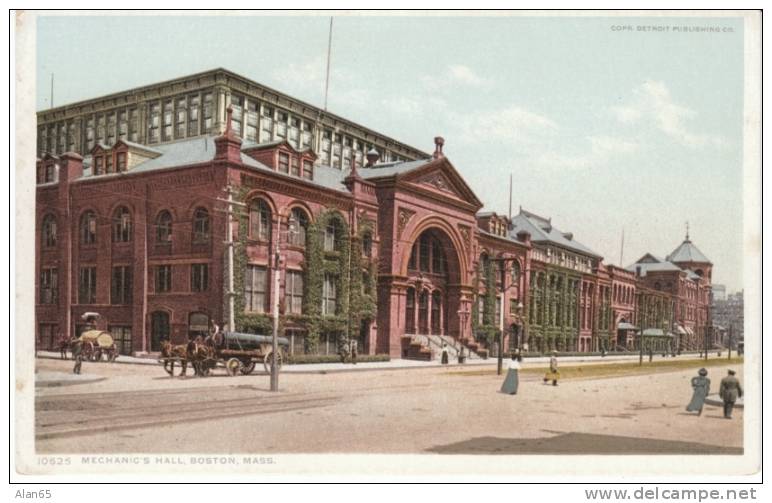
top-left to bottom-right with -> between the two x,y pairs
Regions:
666,223 -> 712,282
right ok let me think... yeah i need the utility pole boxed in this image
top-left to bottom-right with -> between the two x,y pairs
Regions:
50,73 -> 54,108
216,186 -> 246,333
271,242 -> 281,392
323,17 -> 334,111
728,324 -> 733,360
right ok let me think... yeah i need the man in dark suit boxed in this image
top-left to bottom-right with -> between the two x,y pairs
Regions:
719,369 -> 743,419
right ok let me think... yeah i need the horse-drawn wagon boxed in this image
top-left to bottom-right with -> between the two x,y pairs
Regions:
160,331 -> 289,377
72,329 -> 118,362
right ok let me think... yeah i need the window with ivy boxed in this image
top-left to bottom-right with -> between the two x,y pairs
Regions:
245,265 -> 267,313
288,208 -> 308,247
285,270 -> 304,315
324,219 -> 339,252
322,274 -> 337,316
249,200 -> 271,242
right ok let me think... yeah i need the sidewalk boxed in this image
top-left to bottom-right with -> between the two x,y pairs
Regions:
34,350 -> 696,374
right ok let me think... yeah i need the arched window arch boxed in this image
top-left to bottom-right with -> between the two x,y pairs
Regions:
654,281 -> 662,291
405,287 -> 416,333
156,210 -> 173,243
511,260 -> 521,284
288,207 -> 308,247
80,211 -> 97,245
193,207 -> 210,243
41,214 -> 57,248
249,199 -> 271,242
112,206 -> 132,243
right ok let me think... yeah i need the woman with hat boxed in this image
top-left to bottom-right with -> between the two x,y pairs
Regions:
686,368 -> 711,415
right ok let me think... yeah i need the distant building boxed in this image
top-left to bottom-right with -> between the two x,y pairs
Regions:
712,290 -> 744,349
712,284 -> 727,302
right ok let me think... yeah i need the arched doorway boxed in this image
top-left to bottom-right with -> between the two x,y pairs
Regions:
150,311 -> 170,351
404,228 -> 462,337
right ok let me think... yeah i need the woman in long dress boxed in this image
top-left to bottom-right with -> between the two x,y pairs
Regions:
686,368 -> 710,415
501,353 -> 522,394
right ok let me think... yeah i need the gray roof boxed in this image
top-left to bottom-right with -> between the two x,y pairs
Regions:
357,159 -> 432,179
77,136 -> 351,193
508,210 -> 601,258
666,239 -> 711,264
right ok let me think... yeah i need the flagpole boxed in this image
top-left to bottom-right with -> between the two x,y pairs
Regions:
323,17 -> 334,111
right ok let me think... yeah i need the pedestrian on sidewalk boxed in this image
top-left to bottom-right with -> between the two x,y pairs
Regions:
441,343 -> 449,365
501,352 -> 522,395
685,368 -> 710,415
719,369 -> 743,419
71,340 -> 83,375
350,339 -> 358,365
543,350 -> 560,386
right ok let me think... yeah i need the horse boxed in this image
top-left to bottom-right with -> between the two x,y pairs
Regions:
161,340 -> 194,377
57,334 -> 73,360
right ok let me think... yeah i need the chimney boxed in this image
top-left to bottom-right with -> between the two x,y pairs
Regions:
366,148 -> 380,167
433,136 -> 445,159
214,105 -> 242,162
59,152 -> 84,182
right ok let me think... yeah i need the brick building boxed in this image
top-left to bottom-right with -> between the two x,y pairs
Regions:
35,69 -> 717,358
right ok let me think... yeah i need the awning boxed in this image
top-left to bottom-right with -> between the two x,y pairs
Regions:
618,322 -> 638,331
642,328 -> 671,337
674,325 -> 687,335
685,327 -> 694,336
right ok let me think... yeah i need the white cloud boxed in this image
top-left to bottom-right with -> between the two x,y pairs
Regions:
455,105 -> 557,146
421,64 -> 491,91
612,80 -> 726,148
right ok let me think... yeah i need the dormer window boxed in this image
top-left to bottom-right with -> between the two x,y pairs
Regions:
290,156 -> 300,177
302,160 -> 313,180
117,152 -> 127,173
278,152 -> 290,174
94,156 -> 103,176
105,154 -> 113,174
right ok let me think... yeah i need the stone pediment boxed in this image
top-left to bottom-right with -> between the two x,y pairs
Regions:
400,159 -> 482,209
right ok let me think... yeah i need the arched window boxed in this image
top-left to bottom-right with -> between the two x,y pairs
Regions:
654,281 -> 662,291
405,288 -> 415,333
431,290 -> 442,334
41,214 -> 57,248
361,231 -> 373,258
511,260 -> 521,284
156,210 -> 173,243
249,199 -> 271,242
193,208 -> 210,243
80,211 -> 97,245
480,253 -> 490,277
112,207 -> 132,243
288,207 -> 308,247
324,217 -> 340,252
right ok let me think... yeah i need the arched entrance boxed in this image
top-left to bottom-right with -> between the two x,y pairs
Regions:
403,228 -> 462,338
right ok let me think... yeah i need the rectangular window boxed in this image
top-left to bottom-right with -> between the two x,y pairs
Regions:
495,296 -> 502,323
106,113 -> 116,145
111,266 -> 133,305
67,122 -> 76,151
162,100 -> 173,141
285,270 -> 304,315
78,267 -> 97,304
188,95 -> 200,136
191,264 -> 209,292
290,156 -> 300,177
245,265 -> 267,313
40,268 -> 58,304
231,95 -> 243,137
289,117 -> 300,147
128,108 -> 139,142
322,274 -> 337,316
86,117 -> 95,151
105,154 -> 113,174
276,111 -> 287,139
246,100 -> 259,142
175,97 -> 187,139
278,152 -> 290,173
202,92 -> 213,133
332,143 -> 341,169
96,115 -> 105,144
148,102 -> 160,143
302,160 -> 314,180
301,121 -> 313,149
110,326 -> 132,355
155,265 -> 172,293
118,110 -> 128,141
260,106 -> 273,143
321,130 -> 332,164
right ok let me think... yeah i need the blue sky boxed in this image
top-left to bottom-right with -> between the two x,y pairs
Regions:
36,14 -> 745,291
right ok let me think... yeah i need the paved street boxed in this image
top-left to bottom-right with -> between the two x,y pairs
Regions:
35,357 -> 743,455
